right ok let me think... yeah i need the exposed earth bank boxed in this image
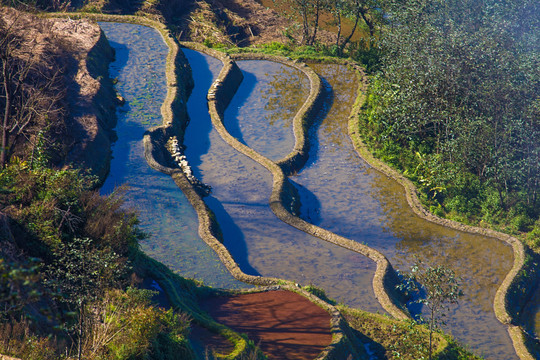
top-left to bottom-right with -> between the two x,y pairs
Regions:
1,7 -> 117,182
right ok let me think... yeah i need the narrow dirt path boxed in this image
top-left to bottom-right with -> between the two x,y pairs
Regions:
200,290 -> 333,360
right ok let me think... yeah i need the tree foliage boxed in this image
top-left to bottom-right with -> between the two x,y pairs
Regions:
274,0 -> 383,46
330,0 -> 381,52
0,257 -> 41,320
0,158 -> 146,357
360,0 -> 539,236
398,261 -> 463,360
83,288 -> 193,360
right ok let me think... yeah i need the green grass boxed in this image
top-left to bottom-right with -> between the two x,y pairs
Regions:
341,307 -> 482,360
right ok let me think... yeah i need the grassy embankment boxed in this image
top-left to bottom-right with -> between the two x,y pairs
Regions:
3,1 -> 529,359
0,6 -> 264,359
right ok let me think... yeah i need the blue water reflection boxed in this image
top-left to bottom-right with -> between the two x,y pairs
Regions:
98,22 -> 246,289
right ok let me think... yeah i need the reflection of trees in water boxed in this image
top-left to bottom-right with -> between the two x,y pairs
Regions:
365,165 -> 512,312
309,64 -> 356,149
261,67 -> 309,127
308,62 -> 511,312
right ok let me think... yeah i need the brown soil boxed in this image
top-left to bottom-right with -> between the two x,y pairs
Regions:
200,290 -> 333,360
216,0 -> 292,45
0,8 -> 116,181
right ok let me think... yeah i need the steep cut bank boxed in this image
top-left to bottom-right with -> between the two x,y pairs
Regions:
59,18 -> 118,182
0,8 -> 117,181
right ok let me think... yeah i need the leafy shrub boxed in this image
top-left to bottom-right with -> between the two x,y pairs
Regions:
526,220 -> 540,250
81,186 -> 145,257
0,257 -> 42,321
0,158 -> 148,357
512,214 -> 534,233
203,38 -> 213,48
358,0 -> 539,240
0,161 -> 96,253
86,288 -> 193,360
262,42 -> 291,53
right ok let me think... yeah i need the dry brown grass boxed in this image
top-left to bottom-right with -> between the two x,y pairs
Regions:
81,185 -> 143,256
0,320 -> 61,360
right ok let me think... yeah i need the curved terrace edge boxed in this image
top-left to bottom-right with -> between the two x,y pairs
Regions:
61,15 -> 362,359
190,44 -> 410,321
44,11 -> 534,360
348,61 -> 535,360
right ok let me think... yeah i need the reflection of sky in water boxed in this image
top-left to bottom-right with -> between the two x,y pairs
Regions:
288,63 -> 516,359
98,22 -> 246,289
224,61 -> 310,162
94,22 -> 521,357
183,49 -> 382,313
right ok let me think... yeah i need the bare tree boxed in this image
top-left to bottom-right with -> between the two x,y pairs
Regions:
0,14 -> 65,167
274,0 -> 329,45
330,0 -> 380,54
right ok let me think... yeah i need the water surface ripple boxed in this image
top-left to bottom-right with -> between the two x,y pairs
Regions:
218,58 -> 516,359
98,22 -> 246,289
97,21 -> 519,359
183,49 -> 382,313
294,64 -> 516,359
224,60 -> 310,161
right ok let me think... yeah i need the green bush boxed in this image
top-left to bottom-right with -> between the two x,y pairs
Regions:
526,220 -> 540,250
357,0 -> 539,241
262,41 -> 291,53
89,288 -> 193,360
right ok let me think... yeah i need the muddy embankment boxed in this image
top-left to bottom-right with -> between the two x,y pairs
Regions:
0,9 -> 118,180
186,43 -> 536,359
122,21 -> 365,359
60,19 -> 118,182
68,15 -> 361,359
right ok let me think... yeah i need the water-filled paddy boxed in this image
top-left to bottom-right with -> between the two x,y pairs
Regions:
98,22 -> 246,289
97,21 -> 521,359
292,64 -> 516,359
212,57 -> 516,358
223,60 -> 310,162
183,49 -> 382,312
